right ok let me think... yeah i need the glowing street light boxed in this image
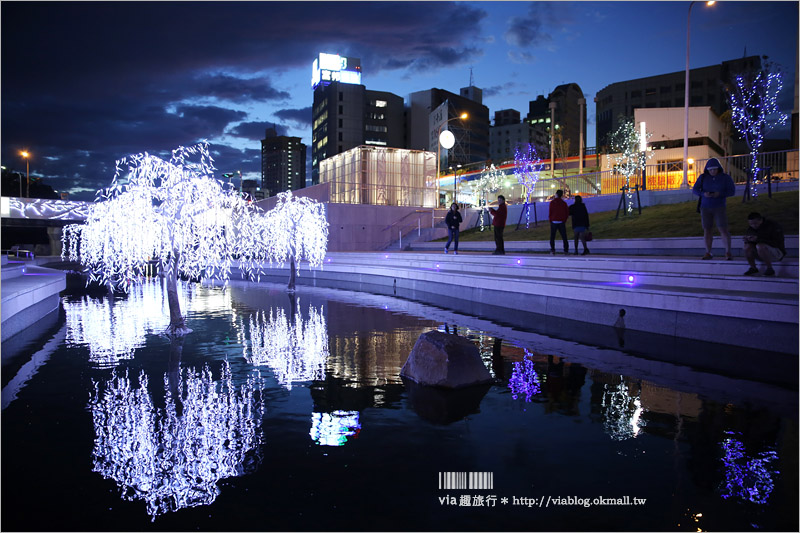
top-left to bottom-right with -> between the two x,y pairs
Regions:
683,1 -> 716,188
20,150 -> 30,198
436,112 -> 468,204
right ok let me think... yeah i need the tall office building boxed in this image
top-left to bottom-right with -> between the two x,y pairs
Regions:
407,87 -> 490,171
261,126 -> 306,196
490,109 -> 548,164
525,83 -> 586,157
595,56 -> 761,150
310,53 -> 404,184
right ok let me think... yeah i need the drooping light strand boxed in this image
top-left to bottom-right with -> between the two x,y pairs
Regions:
61,142 -> 268,332
88,361 -> 265,520
514,144 -> 544,228
729,64 -> 787,196
242,304 -> 329,390
257,190 -> 329,283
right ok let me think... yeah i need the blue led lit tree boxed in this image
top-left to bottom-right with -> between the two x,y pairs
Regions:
514,143 -> 545,228
728,60 -> 788,191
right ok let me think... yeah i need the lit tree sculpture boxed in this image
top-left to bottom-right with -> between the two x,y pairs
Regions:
259,191 -> 329,292
62,143 -> 266,335
514,143 -> 545,228
609,119 -> 652,214
474,164 -> 504,229
729,62 -> 788,184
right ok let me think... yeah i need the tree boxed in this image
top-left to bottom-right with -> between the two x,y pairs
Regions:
553,130 -> 572,178
609,118 -> 652,214
729,60 -> 788,182
258,190 -> 329,292
514,143 -> 545,228
473,164 -> 504,229
62,142 -> 267,335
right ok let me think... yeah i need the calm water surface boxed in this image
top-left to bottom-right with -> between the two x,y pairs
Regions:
1,278 -> 797,531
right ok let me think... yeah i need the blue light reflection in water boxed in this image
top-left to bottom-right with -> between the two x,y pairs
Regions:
1,279 -> 797,532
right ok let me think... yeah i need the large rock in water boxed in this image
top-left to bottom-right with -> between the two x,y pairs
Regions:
400,330 -> 492,388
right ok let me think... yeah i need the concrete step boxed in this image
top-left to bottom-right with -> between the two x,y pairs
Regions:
323,252 -> 799,294
1,263 -> 26,281
410,235 -> 800,258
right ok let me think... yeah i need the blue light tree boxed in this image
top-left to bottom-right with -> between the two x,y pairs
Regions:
514,144 -> 545,228
729,61 -> 788,187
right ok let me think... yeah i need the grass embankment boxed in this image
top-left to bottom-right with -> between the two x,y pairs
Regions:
443,190 -> 798,242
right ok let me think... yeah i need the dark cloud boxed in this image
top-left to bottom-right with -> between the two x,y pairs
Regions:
230,121 -> 276,141
189,74 -> 291,103
504,3 -> 568,48
275,107 -> 312,128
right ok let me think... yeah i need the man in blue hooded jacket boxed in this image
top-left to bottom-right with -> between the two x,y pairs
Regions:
692,158 -> 736,260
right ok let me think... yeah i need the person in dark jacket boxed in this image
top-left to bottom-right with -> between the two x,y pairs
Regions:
548,189 -> 570,255
569,195 -> 591,255
489,195 -> 507,255
692,158 -> 736,260
743,212 -> 786,276
444,202 -> 462,254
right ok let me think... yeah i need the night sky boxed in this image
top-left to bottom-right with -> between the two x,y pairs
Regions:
2,1 -> 797,200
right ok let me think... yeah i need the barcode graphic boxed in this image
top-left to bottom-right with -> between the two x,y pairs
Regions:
438,471 -> 494,490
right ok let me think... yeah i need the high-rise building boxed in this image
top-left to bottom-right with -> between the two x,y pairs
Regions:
594,56 -> 761,150
310,53 -> 404,184
261,126 -> 306,196
406,87 -> 490,172
525,83 -> 586,157
490,110 -> 548,164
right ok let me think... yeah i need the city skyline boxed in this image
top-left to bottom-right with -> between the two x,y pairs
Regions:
1,1 -> 797,201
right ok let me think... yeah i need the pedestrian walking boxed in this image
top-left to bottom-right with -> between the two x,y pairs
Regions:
549,189 -> 569,255
568,195 -> 590,255
444,202 -> 462,254
692,158 -> 735,260
488,194 -> 507,255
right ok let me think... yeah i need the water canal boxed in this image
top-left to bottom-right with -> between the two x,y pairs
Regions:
1,277 -> 797,531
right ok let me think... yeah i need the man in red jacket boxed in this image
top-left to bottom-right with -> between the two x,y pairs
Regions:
489,194 -> 507,255
549,189 -> 569,255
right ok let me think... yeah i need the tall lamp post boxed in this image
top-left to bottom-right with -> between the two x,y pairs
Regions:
683,1 -> 715,188
20,151 -> 30,198
436,113 -> 468,205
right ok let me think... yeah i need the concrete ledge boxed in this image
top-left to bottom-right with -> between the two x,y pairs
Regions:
1,265 -> 67,342
235,251 -> 798,355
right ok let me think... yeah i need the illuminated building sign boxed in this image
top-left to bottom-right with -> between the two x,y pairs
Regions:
312,53 -> 362,89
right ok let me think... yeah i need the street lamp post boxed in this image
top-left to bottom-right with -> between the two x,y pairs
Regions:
549,102 -> 556,179
436,113 -> 468,205
20,151 -> 30,198
683,1 -> 715,188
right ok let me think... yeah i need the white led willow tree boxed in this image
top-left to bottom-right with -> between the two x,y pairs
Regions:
609,119 -> 652,214
729,62 -> 788,182
258,191 -> 329,292
62,143 -> 267,335
514,143 -> 545,228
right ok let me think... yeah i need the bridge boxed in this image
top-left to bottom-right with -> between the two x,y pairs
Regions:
1,197 -> 92,256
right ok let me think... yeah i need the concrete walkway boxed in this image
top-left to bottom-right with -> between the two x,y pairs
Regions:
1,257 -> 66,342
247,250 -> 798,356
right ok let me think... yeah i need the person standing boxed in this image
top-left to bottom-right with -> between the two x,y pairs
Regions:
444,202 -> 462,255
568,195 -> 591,255
548,189 -> 570,255
489,194 -> 507,255
743,212 -> 786,276
692,158 -> 736,260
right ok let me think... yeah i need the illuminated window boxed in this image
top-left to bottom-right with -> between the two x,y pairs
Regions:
374,100 -> 388,108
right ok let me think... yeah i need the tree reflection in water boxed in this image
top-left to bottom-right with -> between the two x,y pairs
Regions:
309,411 -> 361,446
719,430 -> 780,504
242,303 -> 328,390
508,350 -> 542,402
63,282 -> 178,367
601,378 -> 645,441
88,359 -> 265,520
